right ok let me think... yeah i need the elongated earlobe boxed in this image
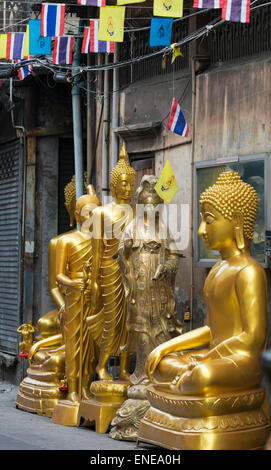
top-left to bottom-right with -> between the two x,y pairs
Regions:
232,211 -> 245,251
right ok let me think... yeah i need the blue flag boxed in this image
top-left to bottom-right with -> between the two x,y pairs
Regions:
29,19 -> 52,55
149,17 -> 173,47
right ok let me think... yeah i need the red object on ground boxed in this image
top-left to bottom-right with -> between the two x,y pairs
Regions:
19,352 -> 29,358
59,386 -> 68,391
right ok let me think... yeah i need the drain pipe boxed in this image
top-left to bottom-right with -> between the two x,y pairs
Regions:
111,44 -> 119,170
72,20 -> 84,201
189,57 -> 196,331
102,53 -> 110,204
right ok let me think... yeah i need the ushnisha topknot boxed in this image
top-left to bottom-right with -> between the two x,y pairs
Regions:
110,143 -> 136,193
199,170 -> 258,240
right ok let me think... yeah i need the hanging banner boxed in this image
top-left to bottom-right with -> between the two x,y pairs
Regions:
98,6 -> 125,43
82,21 -> 115,53
78,0 -> 106,5
41,3 -> 66,37
0,35 -> 7,59
222,0 -> 251,23
6,33 -> 25,60
149,17 -> 173,47
154,159 -> 179,203
153,0 -> 183,17
29,19 -> 52,55
53,36 -> 74,64
23,25 -> 30,57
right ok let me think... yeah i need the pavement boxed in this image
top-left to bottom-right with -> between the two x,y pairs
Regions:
0,380 -> 156,451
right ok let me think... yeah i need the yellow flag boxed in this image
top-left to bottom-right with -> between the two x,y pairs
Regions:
98,6 -> 125,43
117,0 -> 145,3
154,160 -> 179,203
153,0 -> 183,17
23,25 -> 30,57
0,35 -> 7,59
171,43 -> 183,63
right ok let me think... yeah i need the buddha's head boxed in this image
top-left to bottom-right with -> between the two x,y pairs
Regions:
110,143 -> 136,202
64,172 -> 89,227
198,171 -> 258,253
74,184 -> 101,227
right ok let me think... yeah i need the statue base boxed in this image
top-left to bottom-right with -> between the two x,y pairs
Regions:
51,399 -> 80,426
109,384 -> 150,441
16,368 -> 66,418
137,386 -> 270,450
77,380 -> 129,434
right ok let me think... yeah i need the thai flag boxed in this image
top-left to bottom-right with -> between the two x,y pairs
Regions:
41,3 -> 65,37
222,0 -> 250,22
15,57 -> 33,80
53,36 -> 74,64
168,98 -> 189,137
6,33 -> 25,60
77,0 -> 106,5
82,20 -> 114,54
193,0 -> 222,7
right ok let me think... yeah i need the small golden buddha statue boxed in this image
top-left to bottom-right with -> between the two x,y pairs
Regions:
86,143 -> 136,381
17,321 -> 36,354
138,171 -> 270,450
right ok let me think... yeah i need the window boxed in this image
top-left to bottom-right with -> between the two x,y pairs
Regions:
194,154 -> 266,266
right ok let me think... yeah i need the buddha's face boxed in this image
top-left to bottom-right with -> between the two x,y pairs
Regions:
198,202 -> 235,252
114,173 -> 135,201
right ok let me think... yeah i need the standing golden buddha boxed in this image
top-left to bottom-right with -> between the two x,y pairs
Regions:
51,186 -> 101,426
77,144 -> 136,433
138,171 -> 270,450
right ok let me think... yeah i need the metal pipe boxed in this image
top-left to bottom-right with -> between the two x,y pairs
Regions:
72,19 -> 84,200
111,44 -> 119,170
189,56 -> 196,331
102,53 -> 110,203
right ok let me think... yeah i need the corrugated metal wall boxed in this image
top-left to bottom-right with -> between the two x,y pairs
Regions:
0,139 -> 22,355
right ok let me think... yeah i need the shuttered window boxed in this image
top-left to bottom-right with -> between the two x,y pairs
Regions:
0,139 -> 22,355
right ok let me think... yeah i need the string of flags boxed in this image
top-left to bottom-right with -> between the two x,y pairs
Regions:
0,0 -> 252,74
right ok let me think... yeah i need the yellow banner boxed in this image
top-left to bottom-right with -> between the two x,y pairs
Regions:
98,6 -> 125,43
117,0 -> 145,4
0,35 -> 7,59
23,25 -> 30,57
153,0 -> 183,17
154,160 -> 179,203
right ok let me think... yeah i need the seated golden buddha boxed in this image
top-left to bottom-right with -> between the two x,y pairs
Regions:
138,171 -> 270,450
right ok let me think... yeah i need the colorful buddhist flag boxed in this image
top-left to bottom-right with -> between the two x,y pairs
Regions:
29,19 -> 52,55
23,25 -> 30,57
193,0 -> 221,7
222,0 -> 250,23
77,0 -> 106,4
15,57 -> 33,80
41,3 -> 65,37
98,6 -> 125,43
168,98 -> 189,137
154,160 -> 179,203
53,36 -> 74,64
153,0 -> 183,18
149,17 -> 173,47
6,33 -> 25,60
0,35 -> 7,59
82,21 -> 115,53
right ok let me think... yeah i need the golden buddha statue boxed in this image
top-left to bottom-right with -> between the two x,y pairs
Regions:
110,175 -> 183,441
17,321 -> 36,354
77,144 -> 136,434
86,143 -> 136,381
51,186 -> 101,426
138,171 -> 270,450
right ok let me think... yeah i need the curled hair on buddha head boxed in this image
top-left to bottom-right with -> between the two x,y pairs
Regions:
64,172 -> 89,226
199,170 -> 258,240
110,142 -> 136,197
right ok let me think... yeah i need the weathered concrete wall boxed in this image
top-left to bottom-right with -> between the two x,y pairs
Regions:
34,137 -> 59,324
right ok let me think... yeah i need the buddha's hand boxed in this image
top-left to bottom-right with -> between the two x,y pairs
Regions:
70,279 -> 86,291
145,346 -> 165,381
189,352 -> 210,362
28,342 -> 40,364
